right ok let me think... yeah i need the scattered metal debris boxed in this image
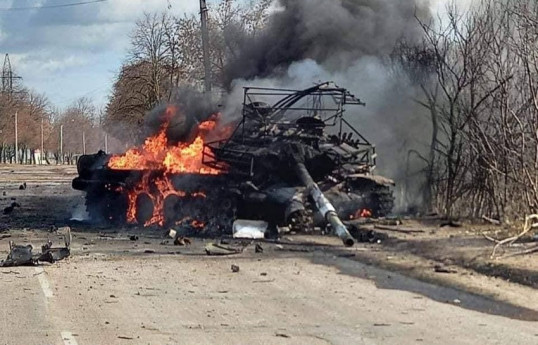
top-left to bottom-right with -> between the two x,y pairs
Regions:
434,265 -> 457,274
0,227 -> 71,267
233,220 -> 267,239
275,333 -> 291,338
255,243 -> 264,253
3,201 -> 21,215
205,243 -> 243,256
174,236 -> 191,246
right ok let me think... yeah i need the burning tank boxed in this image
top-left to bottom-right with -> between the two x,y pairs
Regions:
73,82 -> 394,246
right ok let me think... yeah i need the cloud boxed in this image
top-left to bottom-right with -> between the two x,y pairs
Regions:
0,0 -> 199,107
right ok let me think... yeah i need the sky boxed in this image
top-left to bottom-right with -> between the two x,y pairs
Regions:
0,0 -> 200,109
0,0 -> 471,110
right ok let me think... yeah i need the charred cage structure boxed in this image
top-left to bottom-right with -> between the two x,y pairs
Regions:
73,82 -> 394,246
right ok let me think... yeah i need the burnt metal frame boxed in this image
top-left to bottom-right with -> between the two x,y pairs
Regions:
203,82 -> 376,176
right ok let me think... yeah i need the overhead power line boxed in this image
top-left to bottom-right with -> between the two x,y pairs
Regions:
0,0 -> 107,11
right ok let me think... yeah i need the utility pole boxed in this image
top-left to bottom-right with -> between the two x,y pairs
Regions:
60,124 -> 64,164
82,131 -> 86,154
41,118 -> 44,165
104,133 -> 108,153
14,111 -> 18,164
2,54 -> 22,95
200,0 -> 212,94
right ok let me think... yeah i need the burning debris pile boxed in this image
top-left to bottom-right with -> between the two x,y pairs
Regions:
73,82 -> 394,246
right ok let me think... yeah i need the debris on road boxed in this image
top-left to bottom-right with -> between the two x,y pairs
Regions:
231,264 -> 240,273
275,333 -> 291,338
205,243 -> 243,256
167,229 -> 177,239
173,236 -> 191,246
348,226 -> 388,243
434,265 -> 457,274
18,182 -> 27,190
3,202 -> 21,215
117,336 -> 134,340
255,243 -> 263,253
0,227 -> 71,267
233,220 -> 267,239
129,235 -> 139,241
1,242 -> 34,266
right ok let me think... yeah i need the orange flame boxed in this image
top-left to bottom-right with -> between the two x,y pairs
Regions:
191,220 -> 205,229
109,105 -> 228,226
350,208 -> 373,220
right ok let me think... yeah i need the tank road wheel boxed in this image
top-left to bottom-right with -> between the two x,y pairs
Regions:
163,195 -> 181,226
367,186 -> 394,217
135,193 -> 154,225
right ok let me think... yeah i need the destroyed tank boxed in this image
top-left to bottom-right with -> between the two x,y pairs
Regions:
73,82 -> 394,246
203,82 -> 395,220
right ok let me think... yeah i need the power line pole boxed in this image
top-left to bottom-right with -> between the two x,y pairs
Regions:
2,54 -> 22,95
60,124 -> 64,164
200,0 -> 211,94
41,118 -> 44,165
82,131 -> 86,154
14,110 -> 18,164
104,133 -> 108,153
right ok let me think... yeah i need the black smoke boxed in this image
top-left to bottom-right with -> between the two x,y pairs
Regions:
224,0 -> 430,87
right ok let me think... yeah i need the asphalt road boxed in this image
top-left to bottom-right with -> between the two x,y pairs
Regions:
1,249 -> 537,345
0,166 -> 537,344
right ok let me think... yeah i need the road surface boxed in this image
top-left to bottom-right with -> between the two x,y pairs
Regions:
1,244 -> 537,345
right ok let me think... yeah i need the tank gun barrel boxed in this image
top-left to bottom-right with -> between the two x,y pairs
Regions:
294,162 -> 355,247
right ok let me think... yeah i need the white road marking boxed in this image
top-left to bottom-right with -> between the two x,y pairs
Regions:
61,331 -> 79,345
34,267 -> 53,298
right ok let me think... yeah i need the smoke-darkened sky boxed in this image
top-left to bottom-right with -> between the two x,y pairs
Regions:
0,0 -> 470,109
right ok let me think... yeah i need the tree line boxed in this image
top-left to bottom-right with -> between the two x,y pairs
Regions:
0,88 -> 108,164
394,0 -> 538,219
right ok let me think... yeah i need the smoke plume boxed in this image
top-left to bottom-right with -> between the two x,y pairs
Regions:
223,0 -> 432,212
224,0 -> 430,87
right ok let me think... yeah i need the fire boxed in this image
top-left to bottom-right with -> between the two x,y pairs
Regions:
108,105 -> 228,226
360,209 -> 372,218
191,220 -> 205,229
350,208 -> 373,220
109,106 -> 221,175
